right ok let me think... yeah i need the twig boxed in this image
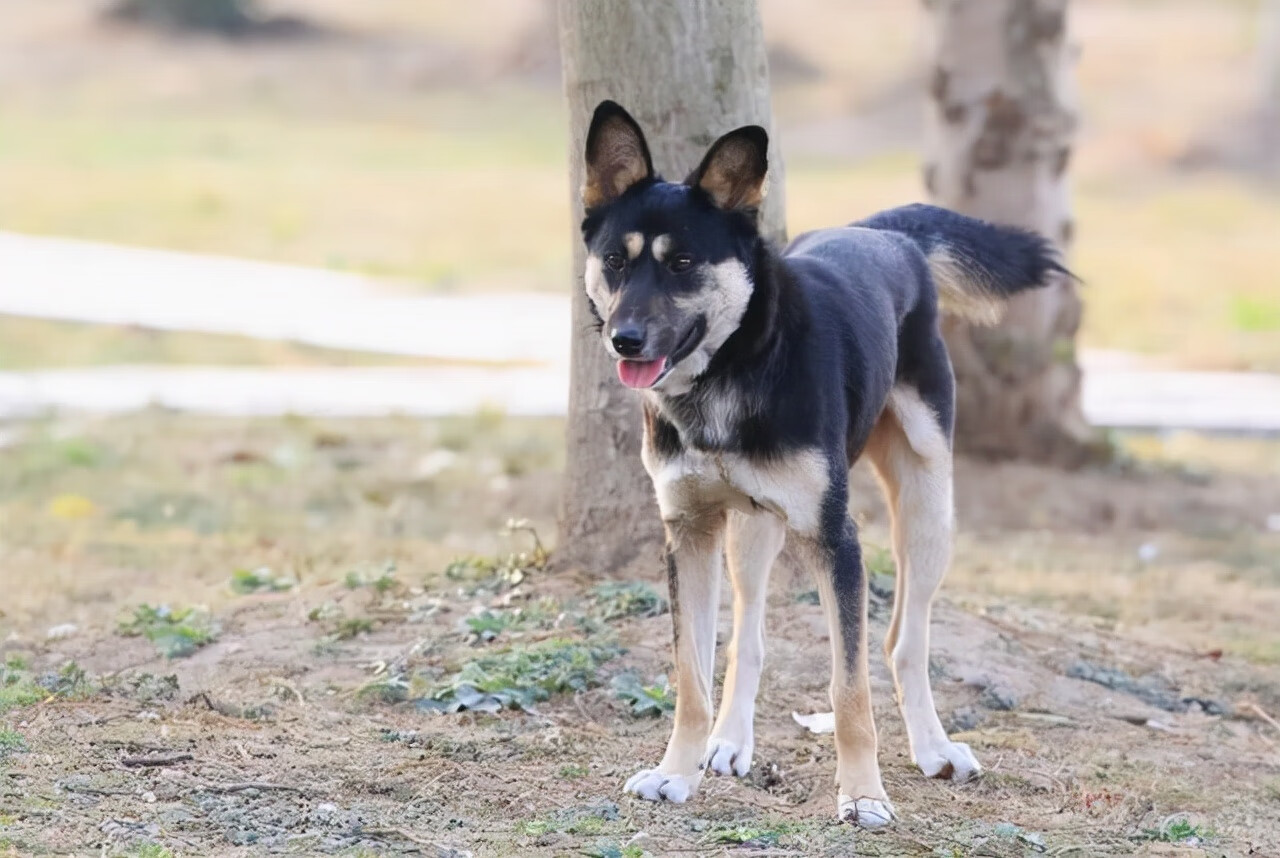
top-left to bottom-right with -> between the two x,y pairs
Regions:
1245,702 -> 1280,735
121,752 -> 194,768
198,782 -> 304,794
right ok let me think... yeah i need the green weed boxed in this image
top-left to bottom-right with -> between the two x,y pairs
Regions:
464,599 -> 560,642
344,561 -> 398,594
1139,817 -> 1214,843
558,763 -> 589,780
230,566 -> 297,594
708,820 -> 806,847
0,673 -> 44,713
611,673 -> 674,717
118,603 -> 219,658
0,729 -> 25,759
591,581 -> 667,621
443,520 -> 549,596
418,638 -> 619,713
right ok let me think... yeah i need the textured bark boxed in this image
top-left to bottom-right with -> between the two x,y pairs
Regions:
1262,0 -> 1280,141
923,0 -> 1098,466
556,0 -> 783,573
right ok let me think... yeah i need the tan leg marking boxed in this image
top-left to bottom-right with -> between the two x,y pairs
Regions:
864,386 -> 981,782
793,534 -> 893,828
625,509 -> 725,803
703,510 -> 785,777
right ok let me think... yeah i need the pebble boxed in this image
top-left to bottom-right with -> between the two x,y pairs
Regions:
46,623 -> 78,640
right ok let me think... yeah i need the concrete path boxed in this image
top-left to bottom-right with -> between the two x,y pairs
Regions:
2,231 -> 1277,433
0,232 -> 569,366
3,363 -> 1278,434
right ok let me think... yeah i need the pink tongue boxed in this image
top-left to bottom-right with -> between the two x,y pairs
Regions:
617,357 -> 667,389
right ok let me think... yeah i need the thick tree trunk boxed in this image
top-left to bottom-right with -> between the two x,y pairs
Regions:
556,0 -> 783,573
1261,0 -> 1280,148
923,0 -> 1097,466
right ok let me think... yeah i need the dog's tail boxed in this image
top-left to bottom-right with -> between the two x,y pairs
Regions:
856,203 -> 1072,325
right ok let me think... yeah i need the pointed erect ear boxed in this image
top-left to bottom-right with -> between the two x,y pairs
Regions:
583,101 -> 654,209
687,126 -> 769,213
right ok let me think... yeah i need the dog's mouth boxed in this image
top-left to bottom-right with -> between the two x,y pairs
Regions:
615,318 -> 706,390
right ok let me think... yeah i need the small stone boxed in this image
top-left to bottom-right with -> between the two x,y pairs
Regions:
140,791 -> 157,803
1137,542 -> 1159,562
46,623 -> 78,640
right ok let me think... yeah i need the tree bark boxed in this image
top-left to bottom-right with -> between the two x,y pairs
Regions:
556,0 -> 783,573
1261,0 -> 1280,149
923,0 -> 1098,466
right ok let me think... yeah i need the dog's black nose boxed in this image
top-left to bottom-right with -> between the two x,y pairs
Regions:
610,325 -> 646,358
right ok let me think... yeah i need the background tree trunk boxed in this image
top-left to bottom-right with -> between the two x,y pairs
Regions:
556,0 -> 783,574
1261,0 -> 1280,151
923,0 -> 1098,466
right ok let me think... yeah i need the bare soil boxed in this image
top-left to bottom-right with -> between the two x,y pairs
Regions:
2,415 -> 1280,857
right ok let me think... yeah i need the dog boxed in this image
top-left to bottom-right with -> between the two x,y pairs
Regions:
577,100 -> 1068,827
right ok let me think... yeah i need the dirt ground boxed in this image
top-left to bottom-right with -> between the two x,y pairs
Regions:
2,414 -> 1280,857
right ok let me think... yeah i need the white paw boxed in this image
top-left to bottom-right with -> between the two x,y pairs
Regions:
624,768 -> 698,803
702,736 -> 753,777
837,794 -> 896,829
915,740 -> 981,782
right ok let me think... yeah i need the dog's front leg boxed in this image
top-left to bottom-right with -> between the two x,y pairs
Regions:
624,512 -> 725,803
703,510 -> 785,777
798,515 -> 894,828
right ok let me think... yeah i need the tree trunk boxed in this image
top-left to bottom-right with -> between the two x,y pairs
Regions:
1261,0 -> 1280,151
923,0 -> 1098,466
556,0 -> 783,573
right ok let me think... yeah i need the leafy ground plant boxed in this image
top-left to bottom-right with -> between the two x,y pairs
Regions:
444,520 -> 549,596
1140,816 -> 1215,844
592,581 -> 667,621
418,638 -> 619,713
0,661 -> 45,713
229,566 -> 297,594
118,604 -> 219,658
611,673 -> 674,717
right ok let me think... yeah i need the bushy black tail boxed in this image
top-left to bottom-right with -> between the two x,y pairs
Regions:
856,203 -> 1072,324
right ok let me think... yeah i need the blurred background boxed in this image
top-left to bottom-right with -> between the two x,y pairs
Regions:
2,2 -> 1280,855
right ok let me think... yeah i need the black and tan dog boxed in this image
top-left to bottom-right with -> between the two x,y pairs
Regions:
578,101 -> 1067,827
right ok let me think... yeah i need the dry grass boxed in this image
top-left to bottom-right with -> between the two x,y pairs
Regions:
2,413 -> 1279,855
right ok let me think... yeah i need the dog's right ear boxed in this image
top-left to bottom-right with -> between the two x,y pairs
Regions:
583,101 -> 654,210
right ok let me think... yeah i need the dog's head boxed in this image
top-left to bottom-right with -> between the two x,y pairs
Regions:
580,101 -> 768,393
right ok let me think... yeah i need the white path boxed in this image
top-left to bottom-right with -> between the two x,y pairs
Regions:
2,231 -> 1278,433
2,364 -> 1278,433
0,232 -> 569,366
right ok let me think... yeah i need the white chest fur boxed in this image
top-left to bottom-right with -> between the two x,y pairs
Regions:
641,442 -> 830,537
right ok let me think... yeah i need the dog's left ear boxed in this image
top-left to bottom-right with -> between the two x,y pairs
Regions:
687,126 -> 768,213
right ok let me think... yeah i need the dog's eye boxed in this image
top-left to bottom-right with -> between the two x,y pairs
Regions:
603,253 -> 625,271
669,254 -> 694,273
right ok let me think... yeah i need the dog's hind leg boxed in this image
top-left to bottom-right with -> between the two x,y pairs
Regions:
703,510 -> 785,777
865,385 -> 981,783
624,511 -> 725,803
797,509 -> 894,828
